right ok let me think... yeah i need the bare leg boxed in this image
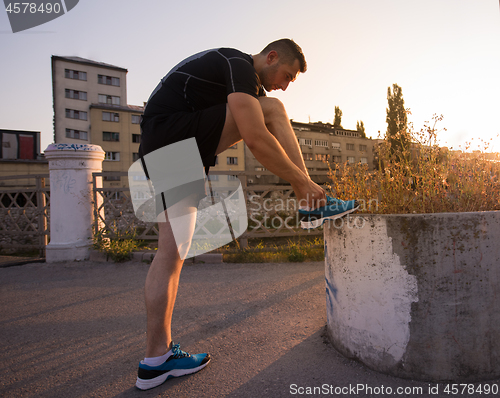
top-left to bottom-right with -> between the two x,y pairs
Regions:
144,198 -> 197,357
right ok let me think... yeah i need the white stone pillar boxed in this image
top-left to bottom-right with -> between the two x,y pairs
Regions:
44,143 -> 105,262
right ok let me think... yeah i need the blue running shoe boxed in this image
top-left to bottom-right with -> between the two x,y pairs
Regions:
136,343 -> 211,390
299,195 -> 359,229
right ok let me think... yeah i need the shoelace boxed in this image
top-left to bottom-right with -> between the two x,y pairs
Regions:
326,196 -> 344,206
171,343 -> 190,358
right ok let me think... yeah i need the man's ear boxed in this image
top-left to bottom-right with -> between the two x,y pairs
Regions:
266,50 -> 279,65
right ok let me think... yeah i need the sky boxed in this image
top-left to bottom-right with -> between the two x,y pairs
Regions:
1,0 -> 499,153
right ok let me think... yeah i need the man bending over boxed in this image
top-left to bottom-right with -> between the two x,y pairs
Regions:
135,38 -> 357,390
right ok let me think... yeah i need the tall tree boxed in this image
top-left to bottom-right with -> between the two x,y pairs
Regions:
386,83 -> 409,158
333,106 -> 343,128
356,120 -> 366,138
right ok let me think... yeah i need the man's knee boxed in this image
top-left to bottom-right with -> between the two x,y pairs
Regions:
259,97 -> 287,123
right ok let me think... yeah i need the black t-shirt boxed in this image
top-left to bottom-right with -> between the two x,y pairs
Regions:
143,48 -> 266,118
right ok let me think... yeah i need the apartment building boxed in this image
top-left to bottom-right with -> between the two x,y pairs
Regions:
208,142 -> 245,183
293,120 -> 380,170
245,121 -> 383,185
52,56 -> 146,189
51,56 -> 128,145
89,104 -> 143,188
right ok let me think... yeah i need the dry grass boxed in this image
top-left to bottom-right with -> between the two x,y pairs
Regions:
326,114 -> 500,214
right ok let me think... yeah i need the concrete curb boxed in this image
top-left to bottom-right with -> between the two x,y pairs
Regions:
89,250 -> 223,264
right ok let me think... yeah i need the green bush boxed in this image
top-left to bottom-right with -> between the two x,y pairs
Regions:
92,221 -> 143,262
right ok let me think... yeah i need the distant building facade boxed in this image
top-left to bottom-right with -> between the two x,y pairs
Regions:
0,129 -> 47,189
52,56 -> 144,189
89,104 -> 143,188
209,142 -> 245,182
1,129 -> 41,160
51,56 -> 128,145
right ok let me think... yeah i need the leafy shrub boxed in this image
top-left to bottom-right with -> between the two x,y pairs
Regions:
92,221 -> 143,262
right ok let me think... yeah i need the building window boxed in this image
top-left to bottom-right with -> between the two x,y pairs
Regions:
104,151 -> 120,161
132,153 -> 140,162
131,115 -> 141,124
303,153 -> 313,161
102,132 -> 120,142
227,157 -> 238,165
65,128 -> 88,140
255,166 -> 267,171
207,174 -> 219,181
315,140 -> 328,148
360,157 -> 368,164
347,156 -> 355,164
228,175 -> 239,181
332,156 -> 342,163
299,138 -> 312,146
65,69 -> 87,81
332,142 -> 341,149
65,89 -> 87,100
98,94 -> 120,105
359,144 -> 367,152
346,143 -> 355,151
132,134 -> 141,143
65,109 -> 87,120
102,112 -> 119,122
98,74 -> 120,86
315,154 -> 330,162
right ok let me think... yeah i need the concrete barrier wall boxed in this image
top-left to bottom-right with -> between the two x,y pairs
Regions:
324,212 -> 500,382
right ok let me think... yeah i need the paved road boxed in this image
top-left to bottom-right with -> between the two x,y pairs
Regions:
1,260 -> 498,397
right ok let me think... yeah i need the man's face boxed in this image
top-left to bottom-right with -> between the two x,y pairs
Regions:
259,52 -> 301,92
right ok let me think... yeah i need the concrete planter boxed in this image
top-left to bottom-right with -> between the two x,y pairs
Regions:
324,212 -> 500,382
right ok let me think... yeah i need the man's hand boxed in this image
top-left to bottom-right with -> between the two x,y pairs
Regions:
292,178 -> 326,210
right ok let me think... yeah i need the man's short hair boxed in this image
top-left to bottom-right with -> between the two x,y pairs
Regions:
260,39 -> 307,73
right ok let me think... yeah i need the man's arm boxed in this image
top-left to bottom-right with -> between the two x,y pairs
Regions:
227,92 -> 325,208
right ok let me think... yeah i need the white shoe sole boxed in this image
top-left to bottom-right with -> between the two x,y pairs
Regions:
300,206 -> 359,229
135,359 -> 210,390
